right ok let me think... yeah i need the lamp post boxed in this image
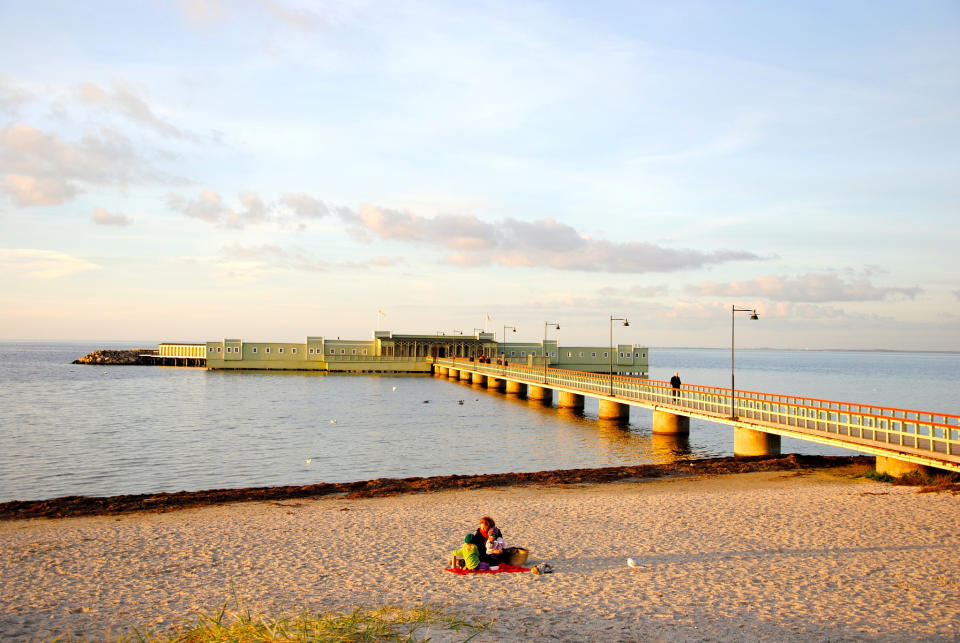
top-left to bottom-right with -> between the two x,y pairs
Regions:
609,315 -> 629,395
544,321 -> 560,383
730,306 -> 759,419
501,325 -> 516,365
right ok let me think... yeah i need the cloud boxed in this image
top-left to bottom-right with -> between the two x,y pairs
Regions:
0,124 -> 160,207
91,207 -> 132,226
687,272 -> 922,302
0,248 -> 102,279
74,83 -> 203,143
171,188 -> 763,274
354,205 -> 761,273
0,75 -> 33,115
167,190 -> 270,228
173,0 -> 226,26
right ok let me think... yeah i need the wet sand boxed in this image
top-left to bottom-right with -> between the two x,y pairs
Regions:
1,460 -> 958,641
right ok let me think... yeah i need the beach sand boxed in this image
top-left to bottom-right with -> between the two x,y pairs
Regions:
1,468 -> 958,642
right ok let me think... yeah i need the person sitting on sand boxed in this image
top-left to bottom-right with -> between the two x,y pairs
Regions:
485,529 -> 505,560
475,516 -> 504,565
449,533 -> 489,571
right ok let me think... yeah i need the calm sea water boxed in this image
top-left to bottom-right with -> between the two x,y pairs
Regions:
1,342 -> 957,503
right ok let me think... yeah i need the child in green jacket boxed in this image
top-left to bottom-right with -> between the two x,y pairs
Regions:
449,533 -> 489,570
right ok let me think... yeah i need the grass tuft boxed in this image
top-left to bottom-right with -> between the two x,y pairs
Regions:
120,599 -> 492,642
854,470 -> 896,483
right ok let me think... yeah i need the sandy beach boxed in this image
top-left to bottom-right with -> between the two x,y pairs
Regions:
2,467 -> 958,642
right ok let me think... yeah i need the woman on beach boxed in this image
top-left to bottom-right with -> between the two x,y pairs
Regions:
475,516 -> 505,565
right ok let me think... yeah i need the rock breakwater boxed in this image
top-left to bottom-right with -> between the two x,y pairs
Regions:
72,349 -> 151,365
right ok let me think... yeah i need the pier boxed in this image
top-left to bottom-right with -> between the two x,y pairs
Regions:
434,357 -> 960,475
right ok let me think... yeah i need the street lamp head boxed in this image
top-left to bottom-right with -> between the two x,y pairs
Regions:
749,311 -> 759,321
556,324 -> 560,330
623,319 -> 630,327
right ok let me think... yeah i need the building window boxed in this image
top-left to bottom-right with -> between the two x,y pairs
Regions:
351,349 -> 357,355
567,351 -> 572,357
225,347 -> 230,353
279,347 -> 284,354
579,351 -> 584,357
510,351 -> 516,356
531,351 -> 537,357
642,352 -> 646,358
208,347 -> 212,352
308,348 -> 313,354
265,347 -> 270,353
521,351 -> 526,357
341,349 -> 346,354
619,352 -> 624,358
292,348 -> 297,354
603,352 -> 608,358
362,349 -> 367,355
591,352 -> 596,357
252,347 -> 258,353
329,349 -> 335,354
217,347 -> 222,353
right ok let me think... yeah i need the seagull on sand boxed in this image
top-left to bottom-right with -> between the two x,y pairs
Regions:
305,458 -> 312,466
330,419 -> 338,424
627,558 -> 640,568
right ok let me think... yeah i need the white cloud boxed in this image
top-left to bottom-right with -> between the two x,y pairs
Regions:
687,272 -> 922,302
0,249 -> 102,279
91,207 -> 132,226
73,83 -> 203,143
0,124 -> 162,208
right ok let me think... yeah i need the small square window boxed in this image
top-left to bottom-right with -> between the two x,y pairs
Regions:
266,347 -> 270,353
362,349 -> 367,355
567,351 -> 572,357
208,347 -> 212,352
510,351 -> 515,356
341,349 -> 346,354
521,351 -> 526,357
591,352 -> 596,357
579,351 -> 584,357
279,347 -> 284,354
619,352 -> 624,358
308,348 -> 313,354
252,347 -> 258,353
292,348 -> 297,354
603,352 -> 608,358
217,347 -> 222,353
642,352 -> 646,358
352,349 -> 357,355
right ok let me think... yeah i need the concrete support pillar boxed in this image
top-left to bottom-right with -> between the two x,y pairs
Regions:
528,385 -> 552,402
733,427 -> 781,457
471,372 -> 486,385
653,410 -> 690,435
448,369 -> 459,379
436,366 -> 448,377
876,455 -> 930,478
459,370 -> 472,381
486,377 -> 502,390
505,380 -> 526,395
558,391 -> 584,410
599,399 -> 629,420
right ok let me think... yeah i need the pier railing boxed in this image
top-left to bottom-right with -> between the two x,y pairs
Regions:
438,358 -> 960,464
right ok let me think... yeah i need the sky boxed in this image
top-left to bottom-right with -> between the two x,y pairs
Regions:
0,0 -> 958,350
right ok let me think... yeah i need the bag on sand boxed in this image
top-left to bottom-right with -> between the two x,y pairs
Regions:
504,547 -> 528,566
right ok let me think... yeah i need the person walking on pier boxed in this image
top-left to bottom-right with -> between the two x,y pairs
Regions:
670,372 -> 681,400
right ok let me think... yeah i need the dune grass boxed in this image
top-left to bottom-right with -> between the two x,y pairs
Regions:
853,468 -> 960,493
124,600 -> 492,642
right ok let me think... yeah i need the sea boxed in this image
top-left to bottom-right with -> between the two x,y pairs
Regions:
1,342 -> 957,503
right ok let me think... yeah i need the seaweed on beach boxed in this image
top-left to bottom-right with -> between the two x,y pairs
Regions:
0,454 -> 872,521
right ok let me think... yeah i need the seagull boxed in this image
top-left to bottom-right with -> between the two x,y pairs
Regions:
422,400 -> 430,403
305,458 -> 312,466
330,419 -> 338,424
458,400 -> 464,405
627,558 -> 640,568
392,386 -> 398,391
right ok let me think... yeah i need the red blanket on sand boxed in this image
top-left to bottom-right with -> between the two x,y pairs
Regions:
444,564 -> 530,575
